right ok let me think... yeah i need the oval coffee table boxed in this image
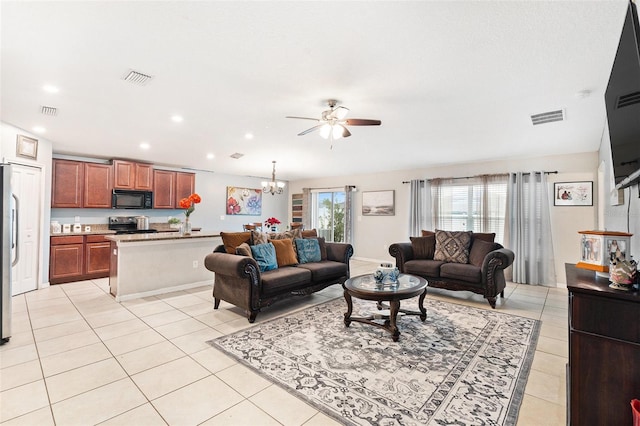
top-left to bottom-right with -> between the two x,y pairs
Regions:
342,273 -> 428,342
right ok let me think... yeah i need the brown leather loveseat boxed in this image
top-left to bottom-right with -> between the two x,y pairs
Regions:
389,230 -> 514,308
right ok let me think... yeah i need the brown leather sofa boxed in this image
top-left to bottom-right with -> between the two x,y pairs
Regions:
389,230 -> 514,308
204,232 -> 353,322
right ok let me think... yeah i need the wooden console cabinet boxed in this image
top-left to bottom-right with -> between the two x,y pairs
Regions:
566,263 -> 639,426
50,234 -> 111,284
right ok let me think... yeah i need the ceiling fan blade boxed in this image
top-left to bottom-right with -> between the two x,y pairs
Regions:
330,106 -> 349,120
286,116 -> 320,122
340,125 -> 351,138
297,124 -> 325,136
344,118 -> 381,126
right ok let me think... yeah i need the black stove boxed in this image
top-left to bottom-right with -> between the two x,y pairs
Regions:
108,216 -> 158,235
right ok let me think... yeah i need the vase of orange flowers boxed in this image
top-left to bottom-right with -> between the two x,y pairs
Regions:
179,193 -> 201,235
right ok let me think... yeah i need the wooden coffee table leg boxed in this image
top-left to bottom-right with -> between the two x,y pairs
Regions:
389,300 -> 400,341
418,289 -> 427,321
343,289 -> 353,327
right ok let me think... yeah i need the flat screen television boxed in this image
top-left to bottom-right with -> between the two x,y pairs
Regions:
605,0 -> 640,189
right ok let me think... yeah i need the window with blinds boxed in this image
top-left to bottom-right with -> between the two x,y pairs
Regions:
432,175 -> 508,244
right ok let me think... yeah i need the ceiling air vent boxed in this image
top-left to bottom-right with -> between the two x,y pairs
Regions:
531,109 -> 565,125
616,91 -> 640,109
41,106 -> 57,116
122,69 -> 153,86
230,153 -> 244,159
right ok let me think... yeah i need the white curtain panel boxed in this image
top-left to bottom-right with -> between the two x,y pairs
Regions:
344,185 -> 354,244
507,172 -> 557,286
409,179 -> 431,236
302,187 -> 311,229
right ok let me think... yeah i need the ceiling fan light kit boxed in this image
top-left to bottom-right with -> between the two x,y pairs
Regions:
286,99 -> 381,143
261,161 -> 285,195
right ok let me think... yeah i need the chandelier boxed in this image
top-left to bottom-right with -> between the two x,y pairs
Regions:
262,161 -> 285,195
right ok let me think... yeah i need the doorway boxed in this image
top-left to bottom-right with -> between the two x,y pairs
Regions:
11,163 -> 42,295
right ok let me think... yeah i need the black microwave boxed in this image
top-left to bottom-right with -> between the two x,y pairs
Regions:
112,189 -> 153,209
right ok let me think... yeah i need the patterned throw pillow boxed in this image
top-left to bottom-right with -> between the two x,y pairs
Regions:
305,236 -> 327,260
251,228 -> 302,246
269,238 -> 298,267
250,243 -> 278,272
410,236 -> 436,260
220,231 -> 251,254
433,230 -> 472,264
295,238 -> 321,264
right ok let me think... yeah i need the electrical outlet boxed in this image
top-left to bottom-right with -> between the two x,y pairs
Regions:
220,215 -> 225,220
74,216 -> 80,223
192,260 -> 198,268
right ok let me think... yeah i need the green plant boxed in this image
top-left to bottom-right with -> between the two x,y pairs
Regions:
168,217 -> 181,225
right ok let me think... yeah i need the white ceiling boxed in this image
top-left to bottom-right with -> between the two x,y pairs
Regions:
0,1 -> 630,181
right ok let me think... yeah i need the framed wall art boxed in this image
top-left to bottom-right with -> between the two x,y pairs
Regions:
553,181 -> 593,206
16,135 -> 38,159
226,186 -> 262,215
362,190 -> 395,216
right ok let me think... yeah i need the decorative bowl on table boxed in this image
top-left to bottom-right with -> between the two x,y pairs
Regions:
374,264 -> 399,286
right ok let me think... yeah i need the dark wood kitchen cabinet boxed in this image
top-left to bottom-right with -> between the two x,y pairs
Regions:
52,159 -> 113,208
175,171 -> 195,203
566,263 -> 640,426
152,169 -> 176,209
83,163 -> 113,208
52,159 -> 84,208
50,234 -> 111,284
113,160 -> 153,190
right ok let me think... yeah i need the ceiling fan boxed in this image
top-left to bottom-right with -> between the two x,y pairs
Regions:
286,99 -> 381,143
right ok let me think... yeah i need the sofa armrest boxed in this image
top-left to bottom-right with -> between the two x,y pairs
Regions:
204,252 -> 261,314
325,242 -> 354,265
204,252 -> 258,278
481,248 -> 515,296
389,243 -> 414,272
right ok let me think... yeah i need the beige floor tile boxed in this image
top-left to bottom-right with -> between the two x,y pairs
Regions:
540,313 -> 567,327
250,384 -> 318,426
170,328 -> 223,354
159,293 -> 206,309
84,308 -> 137,329
0,406 -> 55,426
10,294 -> 26,313
29,309 -> 84,330
45,358 -> 127,403
536,336 -> 568,358
36,329 -> 101,358
0,359 -> 43,392
51,378 -> 147,426
524,369 -> 566,405
517,394 -> 565,426
216,363 -> 272,398
116,340 -> 185,375
24,285 -> 66,302
103,328 -> 166,356
194,308 -> 245,328
124,300 -> 174,318
131,356 -> 210,400
213,317 -> 254,335
10,311 -> 32,333
542,305 -> 568,317
142,309 -> 190,328
0,343 -> 38,369
98,403 -> 167,426
154,317 -> 209,340
190,347 -> 237,374
93,317 -> 151,341
0,380 -> 50,423
40,342 -> 112,377
32,319 -> 92,343
0,330 -> 34,349
203,399 -> 280,425
23,296 -> 72,312
151,376 -> 244,425
303,411 -> 344,426
531,350 -> 567,377
178,301 -> 215,317
539,323 -> 567,342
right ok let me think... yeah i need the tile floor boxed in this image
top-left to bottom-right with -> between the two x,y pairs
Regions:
0,259 -> 568,425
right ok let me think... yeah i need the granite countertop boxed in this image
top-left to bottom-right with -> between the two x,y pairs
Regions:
50,224 -> 200,237
104,231 -> 220,242
51,230 -> 117,236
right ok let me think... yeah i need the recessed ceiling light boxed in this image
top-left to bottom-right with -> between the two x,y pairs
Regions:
245,133 -> 254,140
32,126 -> 46,133
206,153 -> 214,159
576,90 -> 592,99
171,115 -> 183,123
140,142 -> 150,150
43,85 -> 59,93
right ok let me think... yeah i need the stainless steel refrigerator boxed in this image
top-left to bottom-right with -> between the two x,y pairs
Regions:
1,164 -> 14,344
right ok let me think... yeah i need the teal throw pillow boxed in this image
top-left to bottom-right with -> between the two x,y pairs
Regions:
250,242 -> 278,272
295,238 -> 321,264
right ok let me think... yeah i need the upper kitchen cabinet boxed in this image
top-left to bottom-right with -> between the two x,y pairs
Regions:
84,163 -> 113,208
113,160 -> 153,190
175,171 -> 195,203
153,169 -> 175,209
52,159 -> 113,208
52,159 -> 84,208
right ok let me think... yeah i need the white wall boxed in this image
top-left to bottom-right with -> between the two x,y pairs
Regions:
599,121 -> 640,257
1,122 -> 53,288
289,152 -> 599,285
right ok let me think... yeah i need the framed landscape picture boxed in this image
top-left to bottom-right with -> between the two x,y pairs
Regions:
226,186 -> 262,215
362,190 -> 395,216
553,181 -> 593,206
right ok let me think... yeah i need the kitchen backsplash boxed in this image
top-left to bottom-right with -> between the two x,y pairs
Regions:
50,208 -> 187,226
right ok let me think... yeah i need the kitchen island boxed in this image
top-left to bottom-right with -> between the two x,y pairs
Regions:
105,231 -> 221,301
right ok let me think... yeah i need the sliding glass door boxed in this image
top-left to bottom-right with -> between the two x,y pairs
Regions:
312,190 -> 345,242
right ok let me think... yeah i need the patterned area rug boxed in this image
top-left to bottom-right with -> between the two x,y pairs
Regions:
208,296 -> 540,425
